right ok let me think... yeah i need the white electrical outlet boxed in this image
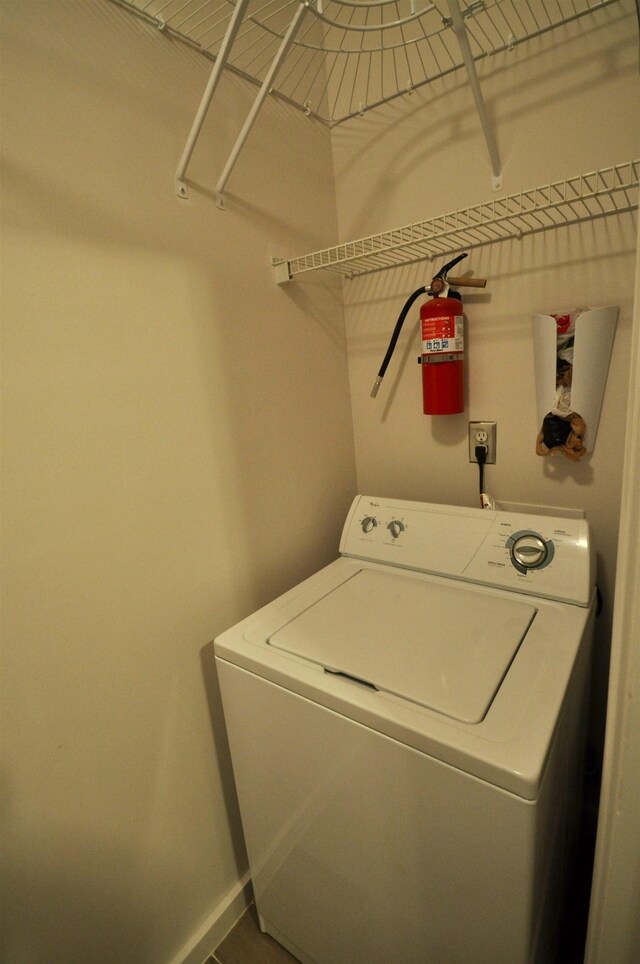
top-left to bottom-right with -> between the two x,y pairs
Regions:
469,421 -> 497,463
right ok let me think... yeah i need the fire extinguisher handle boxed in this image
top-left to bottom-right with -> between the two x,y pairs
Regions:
433,252 -> 468,281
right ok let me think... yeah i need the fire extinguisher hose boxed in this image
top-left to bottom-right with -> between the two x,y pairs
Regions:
370,286 -> 428,398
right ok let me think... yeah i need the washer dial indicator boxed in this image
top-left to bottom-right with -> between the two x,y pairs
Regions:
506,530 -> 555,574
360,515 -> 378,534
387,519 -> 405,540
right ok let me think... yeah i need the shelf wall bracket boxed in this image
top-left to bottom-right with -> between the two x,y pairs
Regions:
214,1 -> 308,209
174,0 -> 251,199
272,258 -> 293,284
446,0 -> 503,191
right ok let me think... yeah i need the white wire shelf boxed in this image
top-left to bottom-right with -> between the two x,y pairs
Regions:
271,159 -> 639,282
111,0 -> 631,205
112,0 -> 622,126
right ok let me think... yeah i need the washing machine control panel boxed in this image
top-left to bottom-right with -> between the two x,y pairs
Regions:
358,511 -> 407,542
342,496 -> 594,606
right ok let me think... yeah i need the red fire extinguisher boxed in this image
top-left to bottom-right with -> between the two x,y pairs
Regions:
370,253 -> 486,415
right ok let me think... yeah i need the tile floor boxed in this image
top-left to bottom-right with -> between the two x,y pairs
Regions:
210,904 -> 298,964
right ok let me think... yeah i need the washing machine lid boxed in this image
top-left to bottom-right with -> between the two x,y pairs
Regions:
268,569 -> 536,724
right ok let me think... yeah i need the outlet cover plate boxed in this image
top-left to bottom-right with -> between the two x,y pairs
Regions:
469,421 -> 497,463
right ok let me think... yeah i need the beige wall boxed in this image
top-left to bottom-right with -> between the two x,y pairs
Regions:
332,3 -> 638,765
0,3 -> 355,962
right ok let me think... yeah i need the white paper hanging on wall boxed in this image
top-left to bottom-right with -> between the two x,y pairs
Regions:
532,306 -> 619,457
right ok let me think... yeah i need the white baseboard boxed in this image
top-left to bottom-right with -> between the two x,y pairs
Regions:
170,871 -> 253,964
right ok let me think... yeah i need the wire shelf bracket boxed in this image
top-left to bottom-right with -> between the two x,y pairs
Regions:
447,0 -> 502,190
271,159 -> 639,283
174,0 -> 251,199
214,1 -> 308,208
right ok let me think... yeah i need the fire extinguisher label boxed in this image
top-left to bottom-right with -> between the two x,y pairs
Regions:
422,315 -> 464,353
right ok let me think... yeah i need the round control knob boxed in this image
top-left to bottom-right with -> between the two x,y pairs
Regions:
361,516 -> 377,533
387,519 -> 405,539
511,534 -> 548,570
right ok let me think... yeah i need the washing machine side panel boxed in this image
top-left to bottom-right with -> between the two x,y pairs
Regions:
216,658 -> 543,964
529,614 -> 594,963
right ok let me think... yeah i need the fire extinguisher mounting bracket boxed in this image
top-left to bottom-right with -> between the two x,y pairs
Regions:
421,353 -> 462,365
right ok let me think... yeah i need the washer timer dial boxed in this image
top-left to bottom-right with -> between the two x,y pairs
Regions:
387,520 -> 405,539
361,515 -> 378,534
506,530 -> 555,574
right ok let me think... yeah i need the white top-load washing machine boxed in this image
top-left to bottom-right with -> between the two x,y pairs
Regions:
215,495 -> 596,964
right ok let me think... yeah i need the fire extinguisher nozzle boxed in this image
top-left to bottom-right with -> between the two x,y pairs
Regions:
370,376 -> 383,398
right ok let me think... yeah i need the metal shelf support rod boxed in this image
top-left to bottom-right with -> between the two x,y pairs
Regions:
446,0 -> 502,191
175,0 -> 251,198
215,1 -> 308,209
